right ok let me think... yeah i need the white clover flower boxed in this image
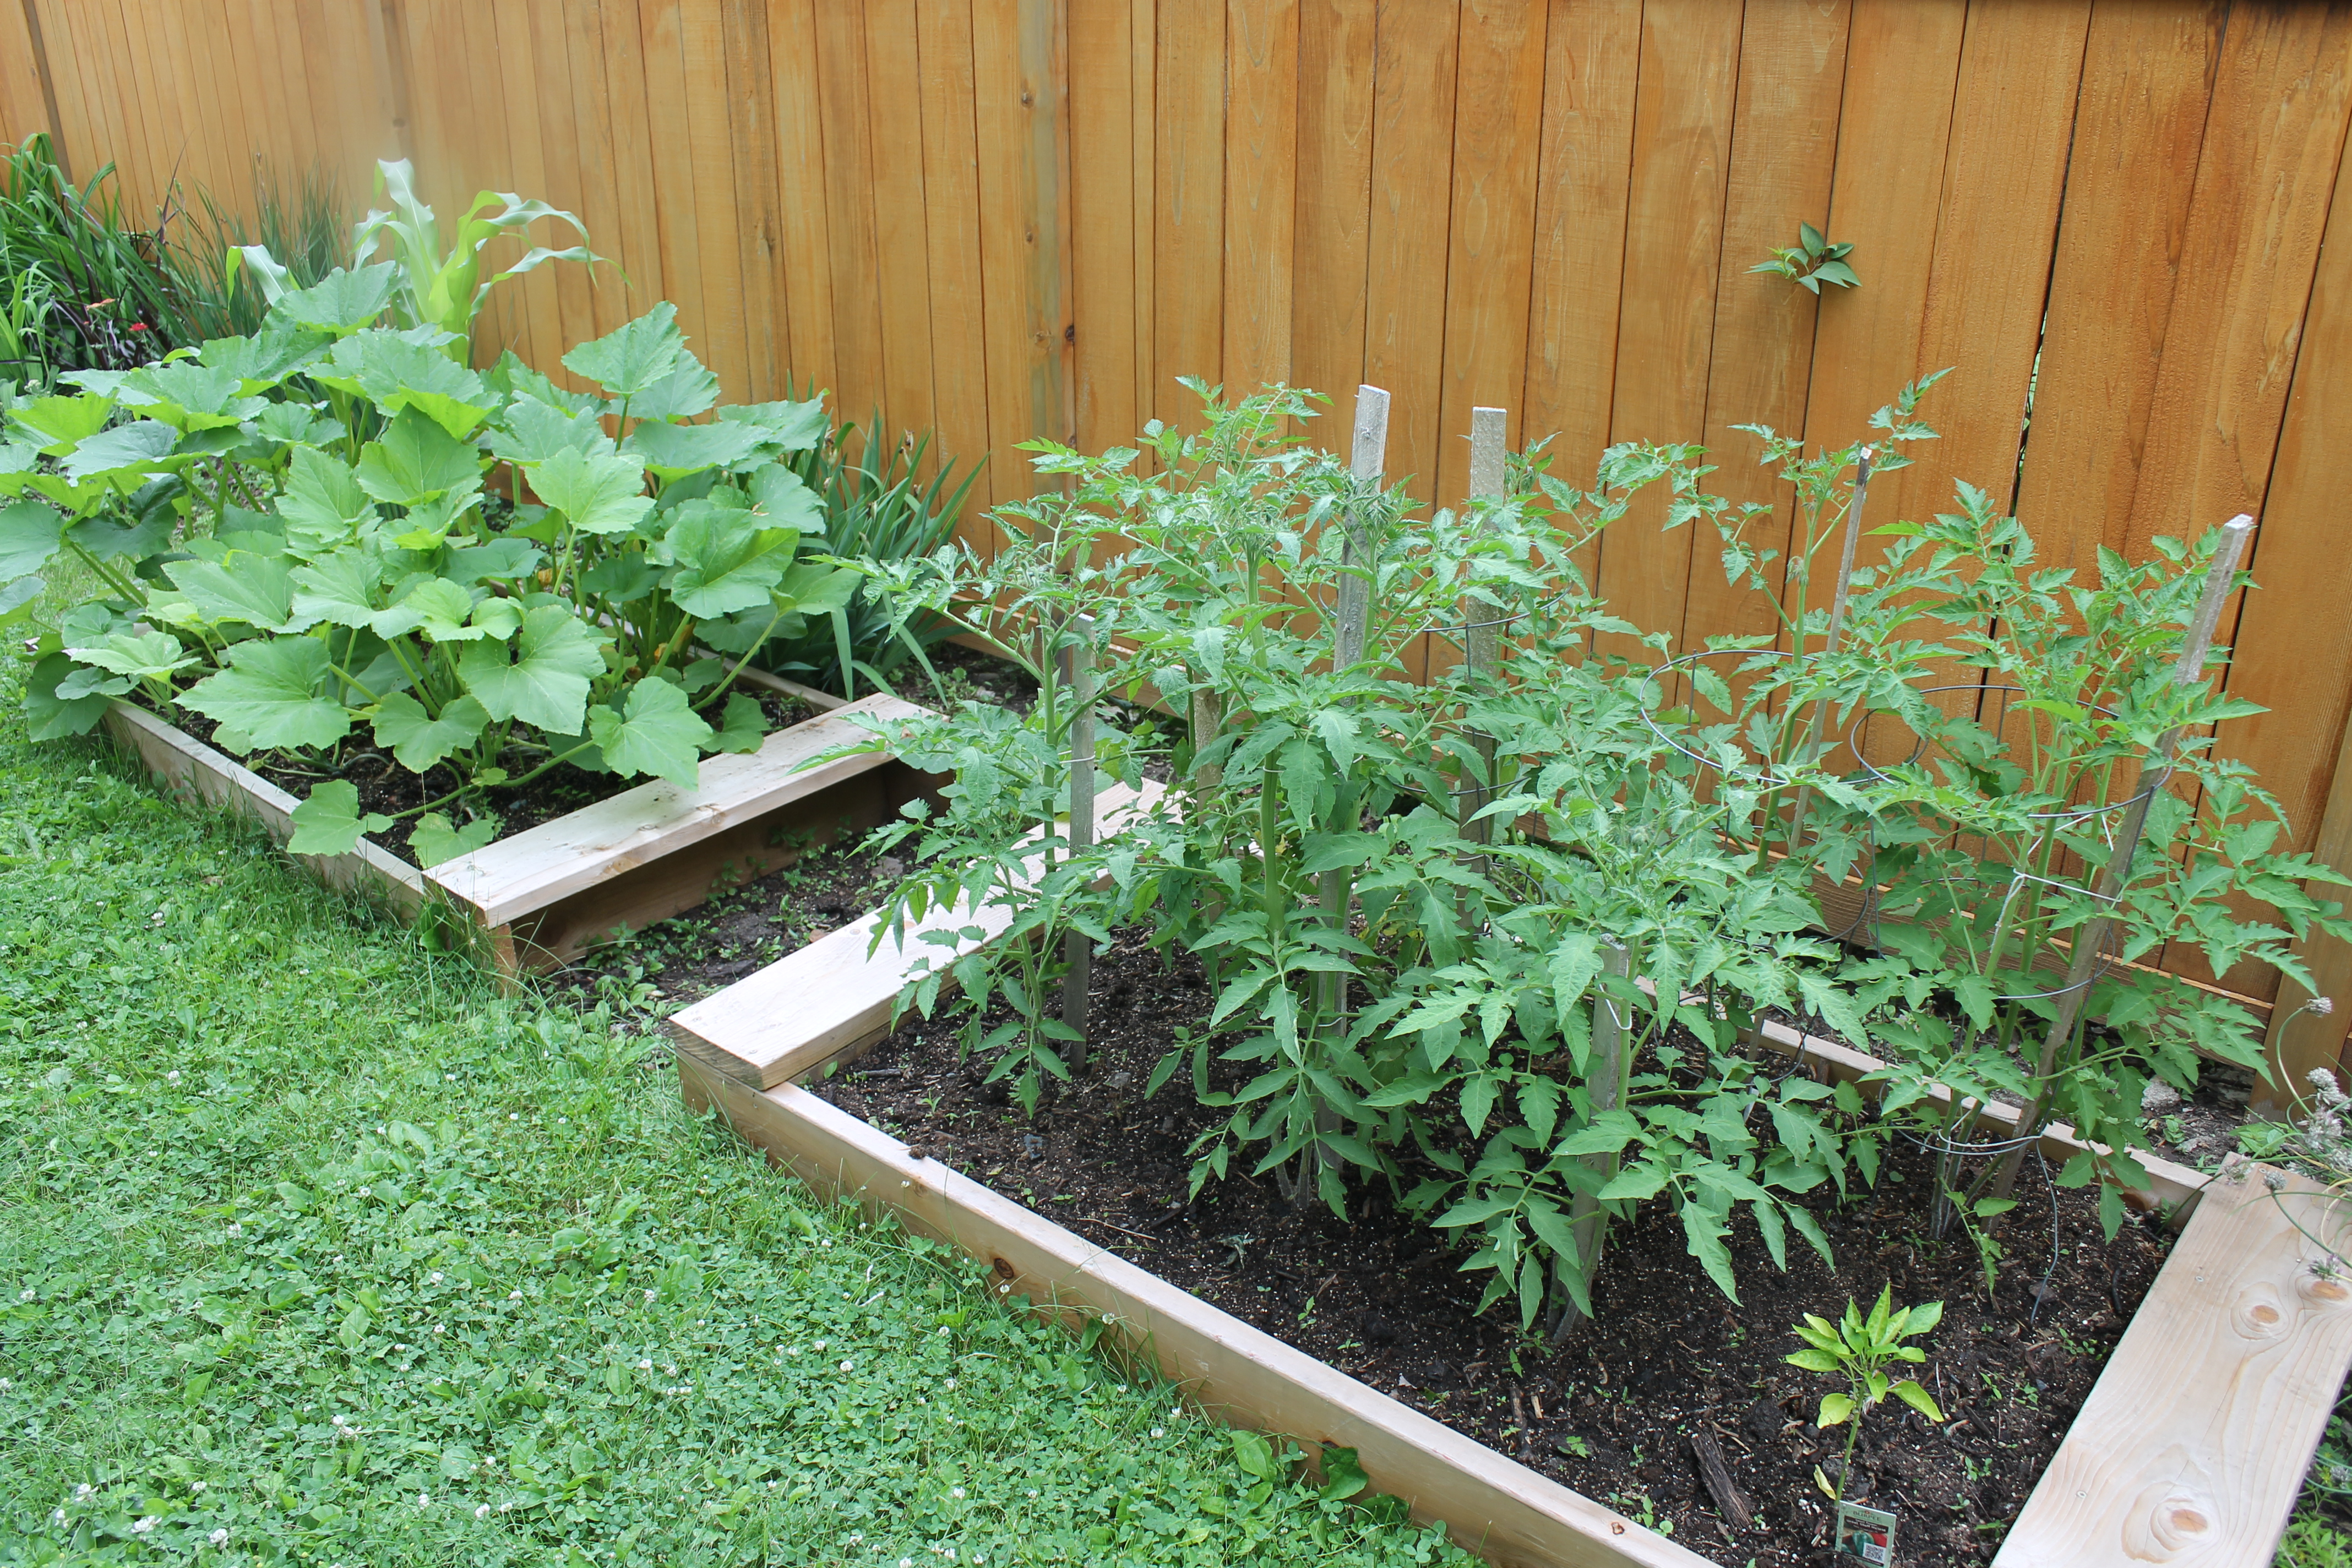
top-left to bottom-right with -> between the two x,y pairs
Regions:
417,1491 -> 432,1509
19,1289 -> 32,1301
0,1379 -> 10,1392
840,1360 -> 855,1373
509,1113 -> 519,1120
192,1481 -> 206,1493
950,1486 -> 966,1499
475,1504 -> 491,1519
1150,1427 -> 1164,1438
51,1509 -> 64,1525
209,1528 -> 229,1547
814,1341 -> 827,1352
638,1359 -> 654,1371
430,1272 -> 444,1284
944,1379 -> 956,1390
166,1070 -> 179,1080
2317,996 -> 2338,1016
132,1516 -> 158,1534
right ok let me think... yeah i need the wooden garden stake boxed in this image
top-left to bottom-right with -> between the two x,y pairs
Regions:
1311,388 -> 1389,1170
1987,514 -> 2255,1199
1332,384 -> 1391,671
1458,406 -> 1508,870
1059,613 -> 1097,1071
1785,445 -> 1875,847
1554,939 -> 1631,1342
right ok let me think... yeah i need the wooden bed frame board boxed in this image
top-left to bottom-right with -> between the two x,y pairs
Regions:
1745,1013 -> 2212,1219
428,694 -> 919,930
102,701 -> 426,916
1995,1158 -> 2352,1566
668,778 -> 1167,1088
105,688 -> 923,977
679,1057 -> 1711,1568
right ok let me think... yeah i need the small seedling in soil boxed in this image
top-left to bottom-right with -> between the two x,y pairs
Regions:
1785,1284 -> 1945,1501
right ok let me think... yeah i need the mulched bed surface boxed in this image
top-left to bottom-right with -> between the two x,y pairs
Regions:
813,928 -> 2177,1566
164,687 -> 813,867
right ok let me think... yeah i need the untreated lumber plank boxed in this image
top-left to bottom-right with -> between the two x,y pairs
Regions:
1746,1010 -> 2210,1219
668,779 -> 1164,1089
1995,1159 -> 2352,1567
678,1061 -> 1710,1568
100,702 -> 425,916
427,694 -> 923,930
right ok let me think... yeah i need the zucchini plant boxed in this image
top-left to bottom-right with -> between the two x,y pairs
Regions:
3,277 -> 856,864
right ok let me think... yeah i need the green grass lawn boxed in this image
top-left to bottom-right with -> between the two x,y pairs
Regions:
0,709 -> 1477,1568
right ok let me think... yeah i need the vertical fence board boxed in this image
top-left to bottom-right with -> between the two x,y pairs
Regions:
768,0 -> 835,400
917,0 -> 995,522
0,0 -> 52,146
1128,0 -> 1156,466
491,1 -> 565,371
1678,0 -> 1850,662
1222,0 -> 1298,399
2124,4 -> 2352,561
636,1 -> 710,386
1152,0 -> 1224,438
1523,0 -> 1640,596
560,0 -> 628,340
1797,0 -> 1963,520
26,3 -> 90,177
529,0 -> 597,360
973,0 -> 1075,499
1290,0 -> 1375,439
1362,1 -> 1457,510
2013,0 -> 2224,573
1432,0 -> 1547,513
866,0 -> 939,434
1070,0 -> 1141,460
600,0 -> 670,325
719,0 -> 785,400
1882,0 -> 2092,541
815,2 -> 885,424
678,3 -> 750,399
1598,0 -> 1743,650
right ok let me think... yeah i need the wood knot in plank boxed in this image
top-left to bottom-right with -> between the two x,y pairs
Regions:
2123,1477 -> 2217,1560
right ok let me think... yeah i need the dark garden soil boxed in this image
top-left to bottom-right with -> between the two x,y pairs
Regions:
928,638 -> 1041,716
546,836 -> 896,1013
164,687 -> 814,868
812,928 -> 2177,1567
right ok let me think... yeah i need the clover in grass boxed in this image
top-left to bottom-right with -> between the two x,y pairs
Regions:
1785,1284 -> 1943,1499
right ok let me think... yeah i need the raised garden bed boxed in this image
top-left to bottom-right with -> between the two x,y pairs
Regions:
671,872 -> 2352,1568
101,675 -> 938,976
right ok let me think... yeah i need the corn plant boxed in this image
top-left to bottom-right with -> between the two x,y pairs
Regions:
229,158 -> 592,362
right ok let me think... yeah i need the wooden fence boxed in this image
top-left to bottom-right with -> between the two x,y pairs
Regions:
4,0 -> 2351,1082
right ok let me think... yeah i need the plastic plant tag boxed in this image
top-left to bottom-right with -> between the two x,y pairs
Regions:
1833,1500 -> 1897,1564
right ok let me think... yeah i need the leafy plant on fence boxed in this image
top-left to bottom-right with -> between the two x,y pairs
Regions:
3,269 -> 854,862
